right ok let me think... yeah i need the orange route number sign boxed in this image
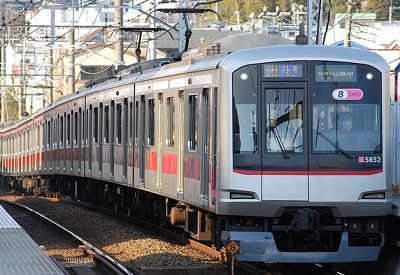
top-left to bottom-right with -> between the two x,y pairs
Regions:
226,241 -> 240,255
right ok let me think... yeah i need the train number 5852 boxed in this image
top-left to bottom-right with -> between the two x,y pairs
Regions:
365,157 -> 381,163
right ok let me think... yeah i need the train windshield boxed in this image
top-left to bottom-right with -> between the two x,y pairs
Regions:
265,88 -> 303,154
311,62 -> 382,154
232,61 -> 382,157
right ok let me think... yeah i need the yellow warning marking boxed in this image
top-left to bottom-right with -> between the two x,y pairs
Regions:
226,240 -> 240,255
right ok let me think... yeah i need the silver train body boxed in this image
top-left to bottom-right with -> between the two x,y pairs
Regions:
0,35 -> 392,263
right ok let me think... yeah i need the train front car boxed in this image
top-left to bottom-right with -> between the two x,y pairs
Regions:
217,45 -> 391,263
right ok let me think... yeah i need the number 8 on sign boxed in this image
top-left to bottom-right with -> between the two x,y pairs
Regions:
332,88 -> 363,101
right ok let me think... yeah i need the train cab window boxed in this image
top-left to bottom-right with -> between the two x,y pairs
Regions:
232,65 -> 258,154
116,103 -> 122,144
104,105 -> 110,144
311,62 -> 382,153
265,88 -> 304,153
93,107 -> 99,144
148,99 -> 155,146
166,97 -> 175,147
188,95 -> 198,151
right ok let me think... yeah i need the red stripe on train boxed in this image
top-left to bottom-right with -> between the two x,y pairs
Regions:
233,169 -> 383,176
162,153 -> 177,175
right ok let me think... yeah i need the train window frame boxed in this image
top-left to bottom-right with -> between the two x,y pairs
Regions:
74,111 -> 78,145
66,113 -> 71,146
311,61 -> 383,154
232,64 -> 258,155
81,108 -> 85,145
129,101 -> 133,146
104,104 -> 110,144
60,115 -> 64,147
135,100 -> 139,147
93,106 -> 99,144
42,122 -> 45,150
116,102 -> 122,145
148,98 -> 155,147
52,118 -> 56,148
166,96 -> 175,148
111,100 -> 115,146
188,94 -> 198,151
47,120 -> 51,149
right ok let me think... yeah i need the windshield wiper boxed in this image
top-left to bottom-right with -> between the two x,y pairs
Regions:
270,126 -> 290,159
316,131 -> 353,159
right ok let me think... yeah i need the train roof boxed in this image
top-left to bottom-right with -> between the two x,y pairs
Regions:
135,33 -> 294,81
219,44 -> 390,72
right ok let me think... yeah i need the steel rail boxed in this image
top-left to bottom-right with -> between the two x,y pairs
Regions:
0,199 -> 133,275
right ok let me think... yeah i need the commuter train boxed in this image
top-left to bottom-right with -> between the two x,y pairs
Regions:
0,33 -> 392,263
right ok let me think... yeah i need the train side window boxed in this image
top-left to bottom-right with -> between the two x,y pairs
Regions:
82,109 -> 85,144
104,105 -> 110,144
42,122 -> 45,150
66,114 -> 71,145
47,121 -> 51,149
93,107 -> 98,144
52,118 -> 56,148
166,97 -> 175,147
74,112 -> 78,145
129,101 -> 133,145
188,95 -> 198,151
148,99 -> 155,146
60,116 -> 64,146
116,103 -> 122,144
135,100 -> 139,146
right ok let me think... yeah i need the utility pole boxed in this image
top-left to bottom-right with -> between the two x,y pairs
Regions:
148,0 -> 157,60
1,43 -> 5,123
344,0 -> 354,47
69,0 -> 75,95
114,0 -> 123,69
48,7 -> 55,105
178,0 -> 190,52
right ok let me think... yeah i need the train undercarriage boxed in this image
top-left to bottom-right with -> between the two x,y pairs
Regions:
1,175 -> 385,261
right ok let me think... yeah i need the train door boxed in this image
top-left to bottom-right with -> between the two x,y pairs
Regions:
139,95 -> 145,184
261,82 -> 309,201
99,103 -> 103,176
88,105 -> 92,175
157,93 -> 163,190
78,108 -> 82,174
177,91 -> 184,195
200,88 -> 210,204
110,100 -> 115,178
123,98 -> 128,181
183,87 -> 211,204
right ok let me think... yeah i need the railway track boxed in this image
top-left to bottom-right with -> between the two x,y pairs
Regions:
0,193 -> 348,275
0,193 -> 228,274
0,199 -> 135,275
